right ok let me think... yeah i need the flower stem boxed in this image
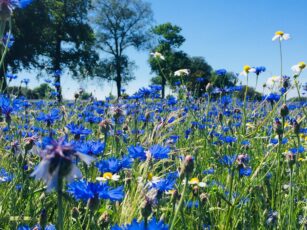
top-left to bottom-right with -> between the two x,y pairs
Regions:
279,40 -> 283,77
57,176 -> 64,230
242,75 -> 249,135
170,177 -> 188,230
288,167 -> 293,229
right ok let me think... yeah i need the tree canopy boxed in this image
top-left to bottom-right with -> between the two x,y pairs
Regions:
5,0 -> 99,101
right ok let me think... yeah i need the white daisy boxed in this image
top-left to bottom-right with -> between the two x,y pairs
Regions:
150,52 -> 165,60
240,65 -> 256,76
291,61 -> 306,74
96,172 -> 120,182
272,31 -> 290,41
174,69 -> 190,76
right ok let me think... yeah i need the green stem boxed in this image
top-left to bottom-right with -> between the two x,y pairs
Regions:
57,177 -> 64,230
170,177 -> 188,230
279,40 -> 283,77
242,75 -> 249,135
288,167 -> 293,229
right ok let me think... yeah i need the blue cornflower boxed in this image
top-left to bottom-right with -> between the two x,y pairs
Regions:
185,128 -> 191,139
51,91 -> 58,97
289,146 -> 305,154
96,156 -> 132,174
17,225 -> 31,230
221,136 -> 237,143
2,32 -> 14,48
75,140 -> 105,156
149,144 -> 170,160
67,180 -> 124,202
0,95 -> 13,120
54,69 -> 62,77
112,217 -> 168,230
21,78 -> 30,85
186,200 -> 199,208
254,66 -> 266,75
66,122 -> 92,136
215,69 -> 227,76
17,224 -> 56,230
219,155 -> 236,167
174,81 -> 181,86
149,84 -> 162,92
239,167 -> 252,177
168,116 -> 176,123
220,95 -> 232,106
5,72 -> 17,81
263,93 -> 280,102
241,140 -> 250,146
53,82 -> 60,87
266,210 -> 278,226
203,168 -> 215,175
36,108 -> 61,126
128,145 -> 146,161
84,113 -> 102,124
32,224 -> 56,230
135,87 -> 152,98
150,172 -> 178,193
196,77 -> 205,83
0,168 -> 12,183
167,96 -> 177,105
0,0 -> 32,13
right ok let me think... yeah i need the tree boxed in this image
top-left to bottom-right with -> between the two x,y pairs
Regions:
182,56 -> 212,97
210,71 -> 238,89
149,23 -> 187,98
4,0 -> 98,102
92,0 -> 153,98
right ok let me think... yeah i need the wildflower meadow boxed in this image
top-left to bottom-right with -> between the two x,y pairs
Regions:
0,0 -> 306,229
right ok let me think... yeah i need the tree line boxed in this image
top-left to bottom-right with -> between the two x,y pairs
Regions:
1,0 -> 246,101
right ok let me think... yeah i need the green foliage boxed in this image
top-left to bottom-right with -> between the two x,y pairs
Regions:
6,83 -> 53,99
79,91 -> 92,100
6,0 -> 99,101
210,71 -> 238,88
176,56 -> 212,97
235,85 -> 263,101
151,23 -> 186,49
149,23 -> 189,98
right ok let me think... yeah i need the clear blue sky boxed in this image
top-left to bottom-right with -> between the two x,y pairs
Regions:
14,0 -> 307,99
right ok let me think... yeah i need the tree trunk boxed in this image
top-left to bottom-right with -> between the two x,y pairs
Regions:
116,76 -> 121,98
115,56 -> 122,98
54,28 -> 62,103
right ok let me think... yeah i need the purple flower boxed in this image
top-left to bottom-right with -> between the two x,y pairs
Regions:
31,137 -> 95,192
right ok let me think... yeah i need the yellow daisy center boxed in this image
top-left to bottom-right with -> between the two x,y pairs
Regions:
189,177 -> 200,184
147,172 -> 153,181
275,31 -> 284,36
103,172 -> 113,179
298,61 -> 306,69
243,65 -> 251,73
